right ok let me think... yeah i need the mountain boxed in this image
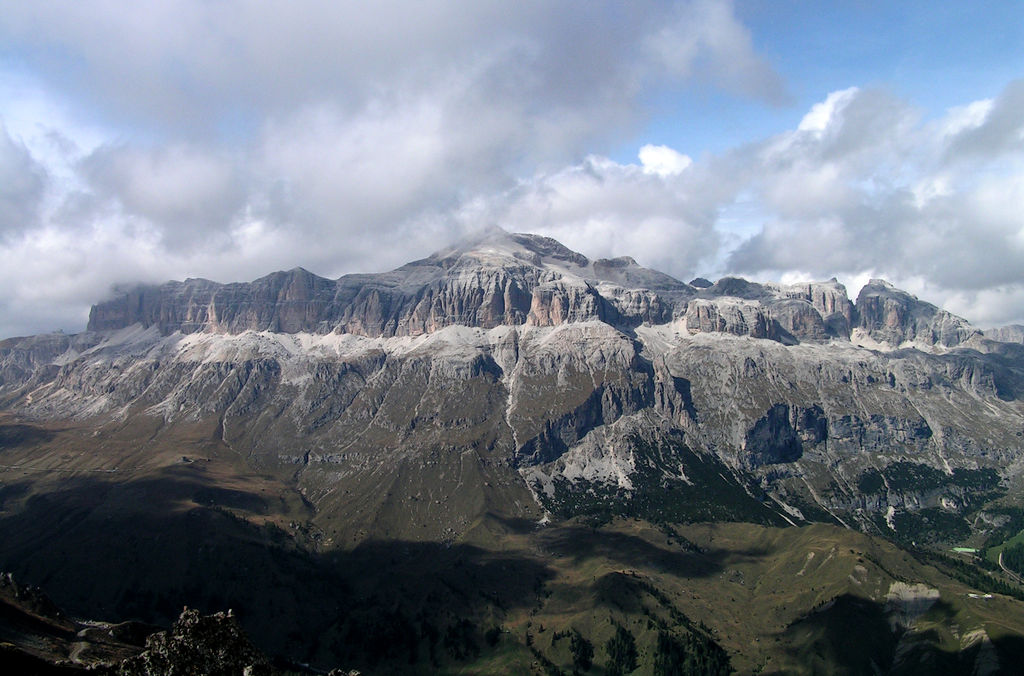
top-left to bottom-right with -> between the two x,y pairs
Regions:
986,324 -> 1024,344
2,228 -> 1024,673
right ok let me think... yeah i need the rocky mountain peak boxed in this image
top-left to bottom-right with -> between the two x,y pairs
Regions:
985,324 -> 1024,344
855,278 -> 979,347
421,227 -> 589,270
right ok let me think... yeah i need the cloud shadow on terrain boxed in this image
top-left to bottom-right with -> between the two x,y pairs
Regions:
0,421 -> 56,448
534,521 -> 769,579
764,593 -> 1024,676
0,474 -> 556,671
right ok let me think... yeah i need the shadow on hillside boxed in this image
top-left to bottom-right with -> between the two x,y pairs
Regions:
764,593 -> 1024,676
0,422 -> 55,448
535,522 -> 769,579
0,474 -> 555,671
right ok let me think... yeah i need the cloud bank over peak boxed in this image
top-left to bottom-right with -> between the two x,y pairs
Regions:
0,2 -> 1022,336
727,80 -> 1024,297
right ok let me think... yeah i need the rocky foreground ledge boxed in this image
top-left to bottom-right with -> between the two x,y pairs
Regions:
1,571 -> 360,675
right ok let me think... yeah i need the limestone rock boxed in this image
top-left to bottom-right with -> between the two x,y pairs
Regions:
855,279 -> 979,347
3,231 -> 1019,549
87,230 -> 692,337
683,298 -> 776,340
985,324 -> 1024,344
767,299 -> 828,342
771,278 -> 855,338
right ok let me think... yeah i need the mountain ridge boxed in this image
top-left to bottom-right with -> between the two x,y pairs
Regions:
84,229 -> 983,352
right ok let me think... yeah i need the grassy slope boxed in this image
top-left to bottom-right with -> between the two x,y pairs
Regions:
3,414 -> 1024,673
480,519 -> 1024,675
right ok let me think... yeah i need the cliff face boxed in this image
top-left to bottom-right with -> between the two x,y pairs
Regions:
855,279 -> 979,347
986,324 -> 1024,344
88,232 -> 691,337
88,232 -> 976,351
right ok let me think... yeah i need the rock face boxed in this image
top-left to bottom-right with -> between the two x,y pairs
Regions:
115,608 -> 272,676
855,279 -> 978,347
683,298 -> 777,340
87,231 -> 691,337
86,232 -> 981,354
770,278 -> 856,338
743,404 -> 828,468
986,324 -> 1024,344
2,229 -> 1023,547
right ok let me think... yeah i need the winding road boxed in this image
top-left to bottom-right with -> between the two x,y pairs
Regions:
998,551 -> 1024,586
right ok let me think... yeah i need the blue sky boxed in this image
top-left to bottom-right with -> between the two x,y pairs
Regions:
0,1 -> 1023,337
629,2 -> 1024,158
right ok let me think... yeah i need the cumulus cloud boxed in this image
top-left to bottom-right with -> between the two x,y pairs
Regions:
944,78 -> 1024,161
0,1 -> 793,336
725,80 -> 1024,324
0,2 -> 1022,336
79,144 -> 246,250
0,1 -> 779,140
639,144 -> 693,176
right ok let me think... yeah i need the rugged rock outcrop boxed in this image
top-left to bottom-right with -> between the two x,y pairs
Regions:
0,577 -> 323,676
855,279 -> 979,347
767,299 -> 828,342
743,404 -> 828,468
115,608 -> 273,676
683,298 -> 777,340
986,324 -> 1024,344
87,230 -> 692,338
770,278 -> 856,338
86,231 -> 986,354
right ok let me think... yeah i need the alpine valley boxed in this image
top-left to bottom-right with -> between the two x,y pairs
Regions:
2,228 -> 1024,674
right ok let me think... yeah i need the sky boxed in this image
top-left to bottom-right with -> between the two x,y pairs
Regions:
1,0 -> 1023,338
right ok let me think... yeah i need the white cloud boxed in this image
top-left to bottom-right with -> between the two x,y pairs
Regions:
726,80 -> 1024,325
639,144 -> 693,177
944,78 -> 1024,161
797,87 -> 859,133
449,152 -> 721,280
0,1 -> 795,337
79,144 -> 246,250
1,4 -> 1023,337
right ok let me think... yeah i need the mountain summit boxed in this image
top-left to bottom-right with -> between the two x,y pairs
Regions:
86,228 -> 691,336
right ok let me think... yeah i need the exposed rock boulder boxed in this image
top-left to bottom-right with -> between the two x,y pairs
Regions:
114,608 -> 272,676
